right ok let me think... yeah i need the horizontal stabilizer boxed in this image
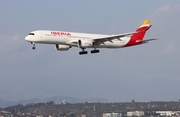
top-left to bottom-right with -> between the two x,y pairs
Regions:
136,38 -> 158,43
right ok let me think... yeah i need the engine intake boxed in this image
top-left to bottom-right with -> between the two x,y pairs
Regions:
77,39 -> 93,48
55,44 -> 71,51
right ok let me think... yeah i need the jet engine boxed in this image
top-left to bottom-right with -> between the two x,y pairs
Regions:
55,44 -> 71,51
77,39 -> 93,48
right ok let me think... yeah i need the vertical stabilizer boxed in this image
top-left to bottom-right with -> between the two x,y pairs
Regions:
125,20 -> 152,47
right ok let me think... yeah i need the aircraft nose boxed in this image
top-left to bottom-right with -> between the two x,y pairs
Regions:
25,35 -> 30,41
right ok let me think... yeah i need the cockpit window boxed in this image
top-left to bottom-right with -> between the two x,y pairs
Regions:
29,33 -> 35,35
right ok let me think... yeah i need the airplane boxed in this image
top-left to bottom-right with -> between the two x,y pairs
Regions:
25,20 -> 157,55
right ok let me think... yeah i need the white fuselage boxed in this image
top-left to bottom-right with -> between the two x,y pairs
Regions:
25,30 -> 130,48
24,20 -> 154,55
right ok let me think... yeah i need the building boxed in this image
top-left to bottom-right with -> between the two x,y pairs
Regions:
62,100 -> 67,104
156,111 -> 180,116
103,113 -> 122,117
127,111 -> 144,117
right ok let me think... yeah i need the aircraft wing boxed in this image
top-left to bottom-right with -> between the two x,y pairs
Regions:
66,31 -> 139,46
93,31 -> 138,43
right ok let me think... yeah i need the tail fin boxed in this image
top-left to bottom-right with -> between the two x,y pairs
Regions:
125,20 -> 152,47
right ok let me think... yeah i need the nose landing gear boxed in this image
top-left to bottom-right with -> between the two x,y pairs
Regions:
31,42 -> 36,50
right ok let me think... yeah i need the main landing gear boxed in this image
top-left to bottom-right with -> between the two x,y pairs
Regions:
79,48 -> 88,55
91,49 -> 99,54
31,42 -> 36,50
79,51 -> 88,55
79,48 -> 100,55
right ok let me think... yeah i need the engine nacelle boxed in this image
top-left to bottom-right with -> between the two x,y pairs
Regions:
77,39 -> 93,48
55,44 -> 71,51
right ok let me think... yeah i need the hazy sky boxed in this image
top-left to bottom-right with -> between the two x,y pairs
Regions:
0,0 -> 180,102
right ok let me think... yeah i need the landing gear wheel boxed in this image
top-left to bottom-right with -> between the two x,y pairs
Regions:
91,50 -> 100,54
79,51 -> 88,55
32,47 -> 36,50
79,48 -> 88,55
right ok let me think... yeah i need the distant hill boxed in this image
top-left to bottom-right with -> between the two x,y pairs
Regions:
3,101 -> 180,117
0,96 -> 109,108
18,96 -> 83,105
0,98 -> 17,108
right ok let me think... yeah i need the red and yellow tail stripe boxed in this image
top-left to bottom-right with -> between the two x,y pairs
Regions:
140,20 -> 151,27
125,20 -> 152,47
